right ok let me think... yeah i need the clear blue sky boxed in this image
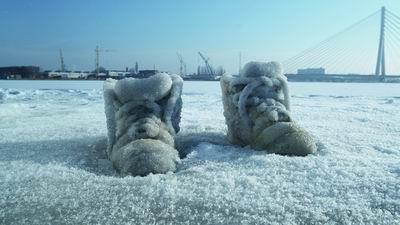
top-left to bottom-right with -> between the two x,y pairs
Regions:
1,0 -> 399,74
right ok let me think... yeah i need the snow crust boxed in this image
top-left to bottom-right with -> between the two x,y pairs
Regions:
0,81 -> 399,224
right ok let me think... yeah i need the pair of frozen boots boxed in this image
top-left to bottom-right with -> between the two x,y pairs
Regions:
103,62 -> 317,176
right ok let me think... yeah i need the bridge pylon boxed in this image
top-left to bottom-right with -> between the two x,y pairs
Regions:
375,6 -> 386,76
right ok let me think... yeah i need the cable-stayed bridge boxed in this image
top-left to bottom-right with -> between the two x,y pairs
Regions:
282,7 -> 400,82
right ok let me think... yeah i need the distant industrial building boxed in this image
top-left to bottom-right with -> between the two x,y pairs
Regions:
48,71 -> 90,79
0,66 -> 41,79
107,70 -> 131,78
46,69 -> 159,80
0,65 -> 167,80
133,70 -> 159,78
297,68 -> 326,75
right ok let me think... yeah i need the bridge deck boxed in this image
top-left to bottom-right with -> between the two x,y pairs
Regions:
285,74 -> 400,82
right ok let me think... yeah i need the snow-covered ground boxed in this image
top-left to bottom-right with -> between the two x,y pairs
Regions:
0,80 -> 399,225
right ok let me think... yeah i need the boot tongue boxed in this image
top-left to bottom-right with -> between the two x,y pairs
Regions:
114,73 -> 173,103
242,61 -> 282,78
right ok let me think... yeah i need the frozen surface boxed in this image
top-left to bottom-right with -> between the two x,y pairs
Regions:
0,81 -> 400,224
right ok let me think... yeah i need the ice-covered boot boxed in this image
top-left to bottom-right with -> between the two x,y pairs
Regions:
103,73 -> 183,176
220,61 -> 316,156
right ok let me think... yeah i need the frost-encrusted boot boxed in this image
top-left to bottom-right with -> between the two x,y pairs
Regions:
220,61 -> 316,156
103,73 -> 183,176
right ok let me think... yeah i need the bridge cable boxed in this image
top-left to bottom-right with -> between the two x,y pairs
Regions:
343,44 -> 374,75
282,10 -> 380,65
385,26 -> 400,74
284,40 -> 345,73
283,37 -> 345,72
385,22 -> 400,44
283,10 -> 380,74
387,10 -> 400,24
385,16 -> 400,36
386,38 -> 400,73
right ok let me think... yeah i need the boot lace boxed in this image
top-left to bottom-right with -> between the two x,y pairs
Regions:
230,75 -> 292,132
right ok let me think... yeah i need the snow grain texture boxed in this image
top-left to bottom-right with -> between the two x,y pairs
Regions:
0,81 -> 399,224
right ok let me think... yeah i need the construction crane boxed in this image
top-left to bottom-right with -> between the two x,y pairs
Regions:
176,53 -> 187,77
59,49 -> 66,72
95,45 -> 115,76
198,52 -> 214,77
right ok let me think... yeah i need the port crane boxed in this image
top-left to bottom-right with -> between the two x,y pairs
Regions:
95,45 -> 115,76
198,52 -> 214,77
59,49 -> 66,72
176,53 -> 187,77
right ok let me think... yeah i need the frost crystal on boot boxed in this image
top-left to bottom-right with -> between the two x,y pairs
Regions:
221,61 -> 316,156
103,73 -> 183,176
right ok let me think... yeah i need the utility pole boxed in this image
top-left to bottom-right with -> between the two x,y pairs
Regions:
375,6 -> 386,76
59,49 -> 66,72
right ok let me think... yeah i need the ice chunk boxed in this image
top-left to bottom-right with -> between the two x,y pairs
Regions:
8,90 -> 20,95
0,90 -> 5,103
110,139 -> 179,176
103,73 -> 183,176
221,61 -> 316,155
252,122 -> 316,156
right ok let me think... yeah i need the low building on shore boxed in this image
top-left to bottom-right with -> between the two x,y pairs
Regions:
297,67 -> 326,75
132,70 -> 159,78
0,66 -> 41,79
108,70 -> 131,79
48,71 -> 90,79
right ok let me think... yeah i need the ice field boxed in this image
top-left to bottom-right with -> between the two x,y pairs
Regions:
0,80 -> 399,224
